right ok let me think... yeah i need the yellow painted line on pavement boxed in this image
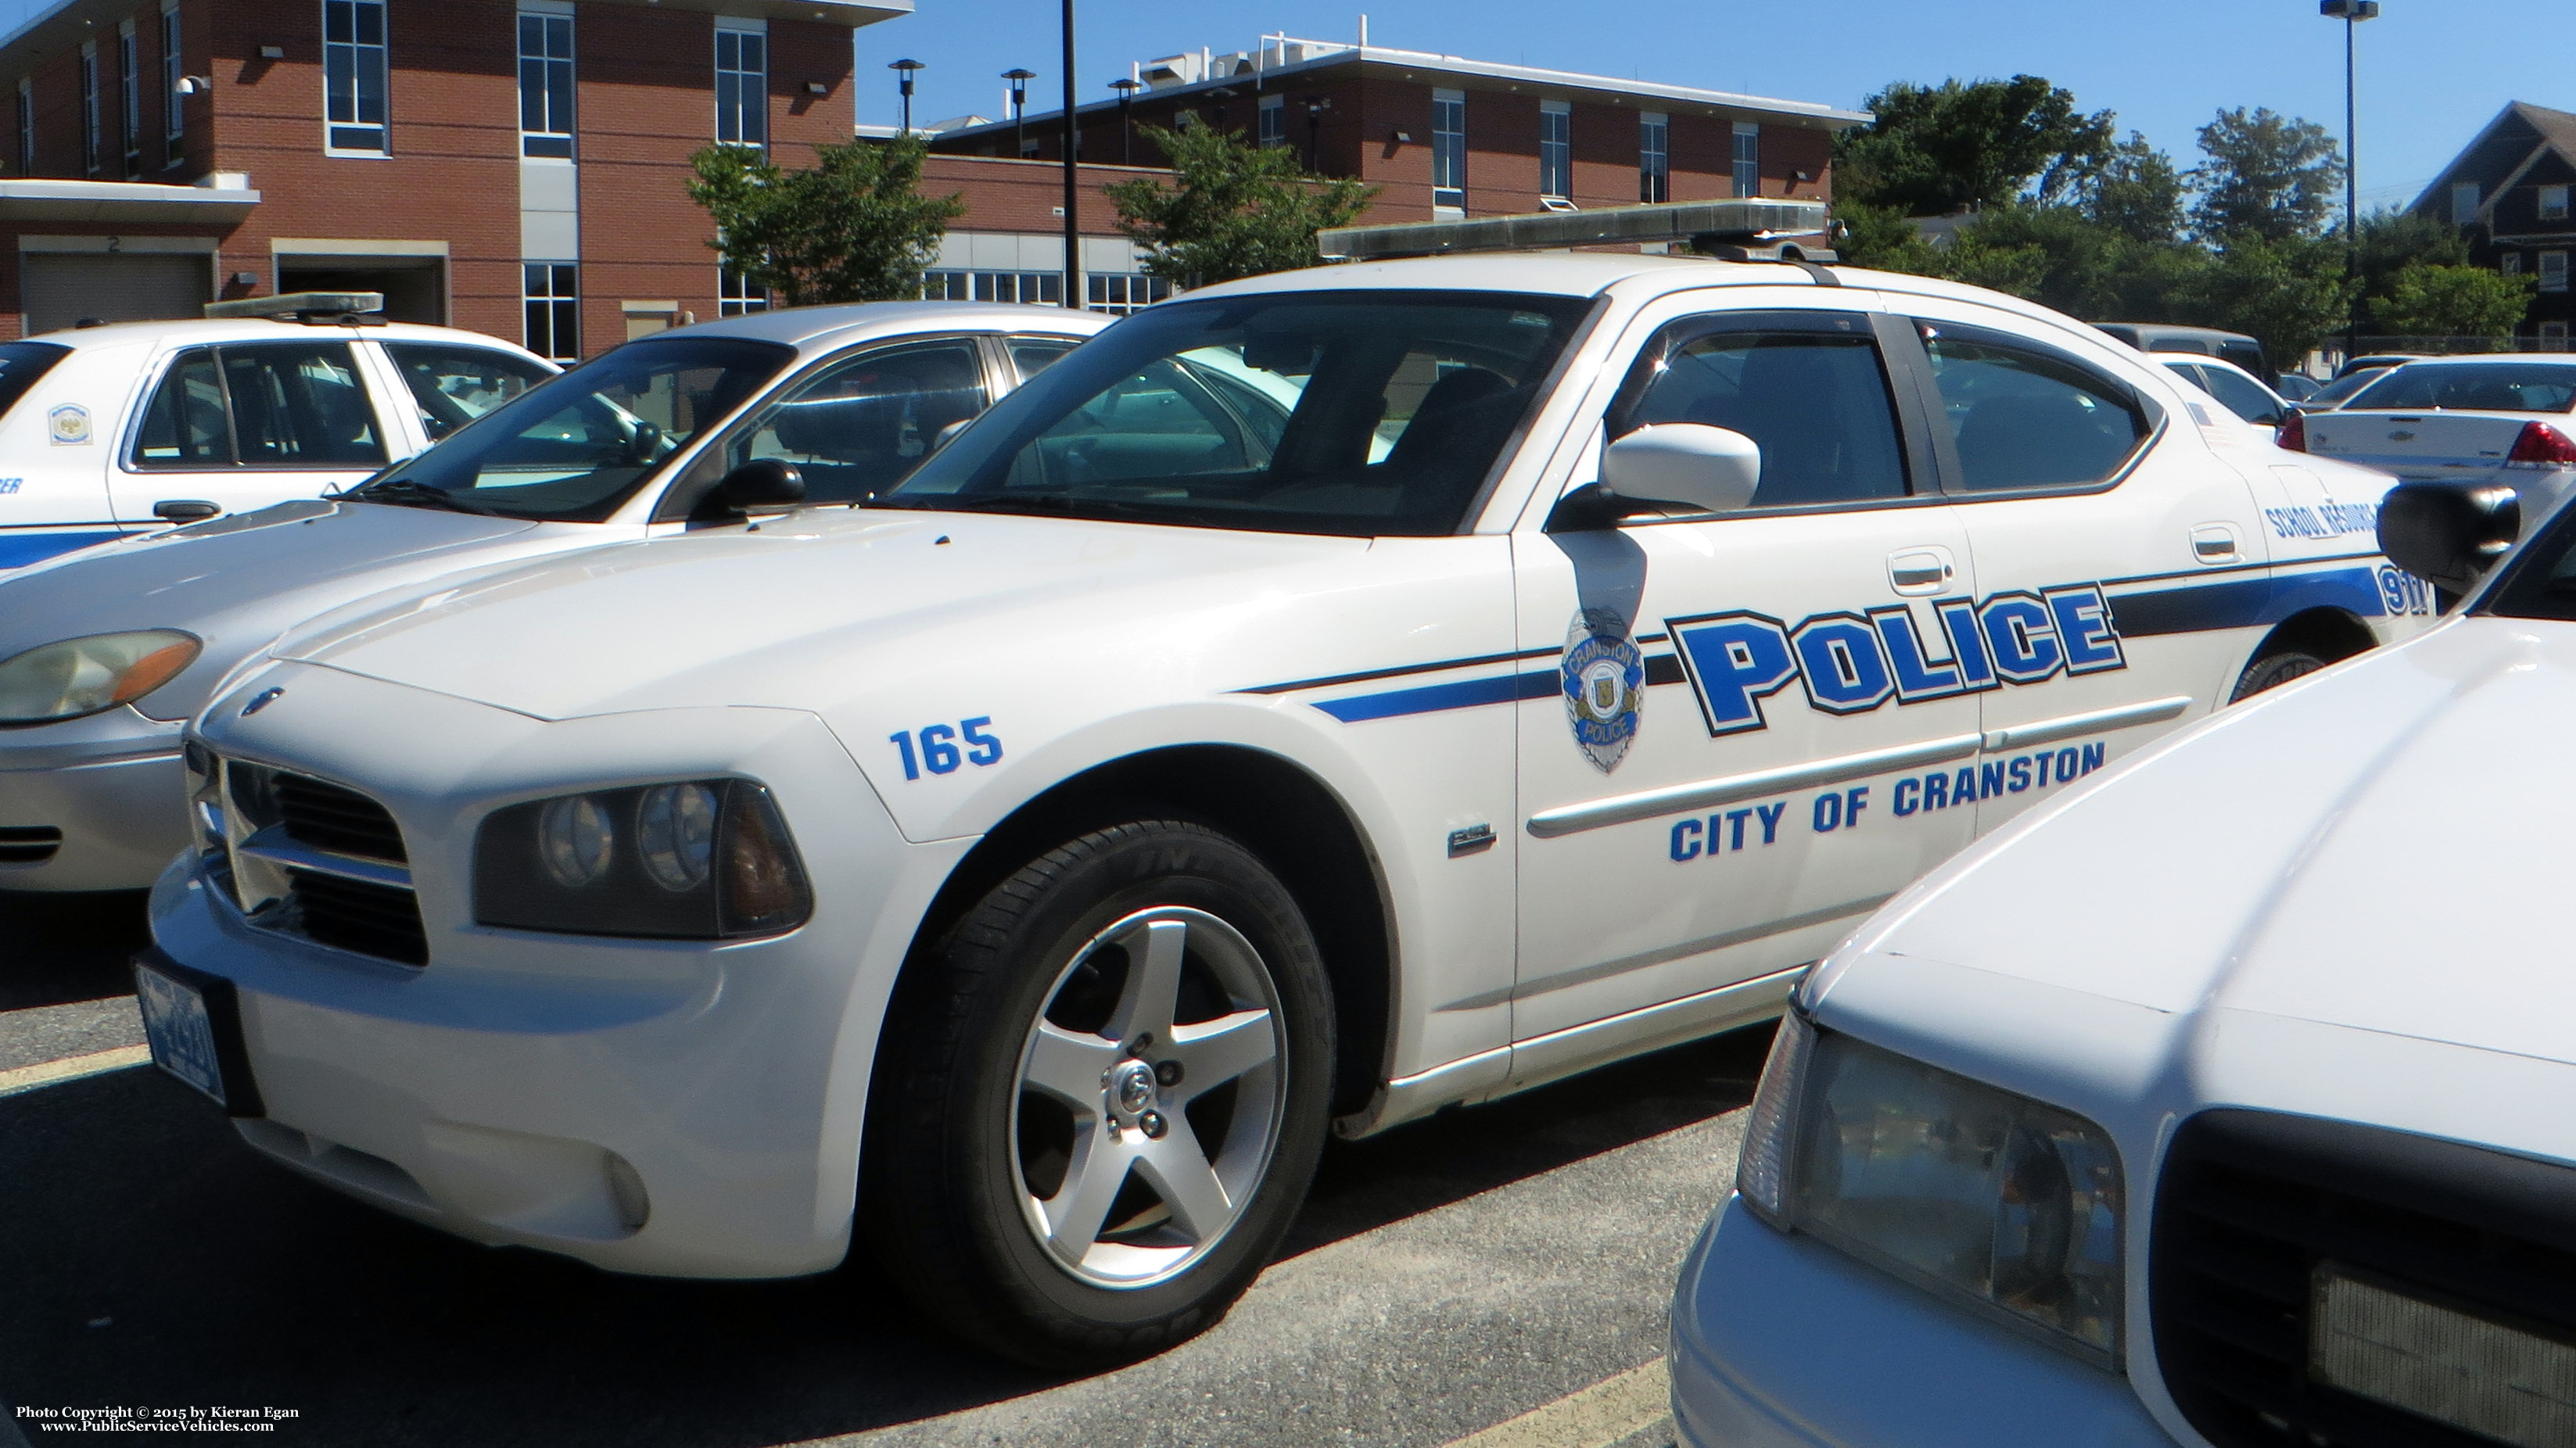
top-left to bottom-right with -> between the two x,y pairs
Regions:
1440,1357 -> 1672,1448
0,1045 -> 150,1098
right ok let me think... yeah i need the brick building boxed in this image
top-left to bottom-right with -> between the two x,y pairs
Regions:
930,34 -> 1865,227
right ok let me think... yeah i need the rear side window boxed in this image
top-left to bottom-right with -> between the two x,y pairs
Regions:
726,339 -> 988,504
1616,310 -> 1909,508
0,341 -> 68,421
2197,366 -> 2284,426
1917,322 -> 2151,493
2348,363 -> 2576,414
1008,338 -> 1078,382
129,341 -> 386,469
381,342 -> 554,441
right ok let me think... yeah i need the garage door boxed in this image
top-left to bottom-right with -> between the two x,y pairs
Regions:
21,253 -> 210,337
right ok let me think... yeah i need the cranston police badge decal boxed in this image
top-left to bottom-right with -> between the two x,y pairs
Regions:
1562,608 -> 1644,774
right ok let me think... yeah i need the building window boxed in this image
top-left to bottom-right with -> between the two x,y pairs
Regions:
523,263 -> 579,360
1087,273 -> 1172,315
1732,120 -> 1760,198
324,0 -> 390,153
1539,99 -> 1570,201
160,0 -> 182,163
2543,185 -> 2571,223
1258,93 -> 1284,149
79,44 -> 97,173
518,10 -> 574,158
16,77 -> 31,176
923,269 -> 1061,306
714,22 -> 765,148
1639,110 -> 1668,203
118,22 -> 140,177
2542,251 -> 2569,294
2452,181 -> 2481,225
2504,252 -> 2523,277
1430,88 -> 1465,213
719,265 -> 768,316
2543,320 -> 2570,349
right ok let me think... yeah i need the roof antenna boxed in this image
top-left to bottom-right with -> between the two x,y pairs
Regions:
1358,14 -> 1368,48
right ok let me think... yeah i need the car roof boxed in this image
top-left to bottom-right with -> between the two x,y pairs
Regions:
2151,351 -> 2270,382
2371,352 -> 2576,367
21,315 -> 548,357
652,299 -> 1118,353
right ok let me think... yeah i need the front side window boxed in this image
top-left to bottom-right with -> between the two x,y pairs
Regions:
878,290 -> 1591,536
1732,120 -> 1760,198
131,342 -> 384,469
725,340 -> 986,504
518,11 -> 574,159
1616,312 -> 1910,509
1918,322 -> 2152,493
1431,89 -> 1465,213
160,0 -> 182,161
1639,111 -> 1669,203
0,341 -> 68,421
118,23 -> 139,177
2348,363 -> 2576,414
1539,100 -> 1570,201
381,342 -> 554,442
370,336 -> 791,521
714,24 -> 765,148
523,263 -> 578,362
324,0 -> 389,153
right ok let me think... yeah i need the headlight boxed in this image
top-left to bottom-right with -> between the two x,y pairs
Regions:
1736,1015 -> 2126,1362
0,629 -> 202,724
474,778 -> 811,940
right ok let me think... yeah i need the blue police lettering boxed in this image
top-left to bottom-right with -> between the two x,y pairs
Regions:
1670,613 -> 1799,736
1670,818 -> 1701,862
1979,595 -> 2063,683
1924,771 -> 1948,810
1893,777 -> 1920,816
1755,801 -> 1785,842
1950,766 -> 1978,804
1669,797 -> 1792,862
2045,586 -> 2125,674
2009,757 -> 2032,792
1724,807 -> 1753,851
1814,793 -> 1842,832
1843,787 -> 1869,827
1792,615 -> 1894,714
1871,605 -> 1965,701
1875,738 -> 2111,823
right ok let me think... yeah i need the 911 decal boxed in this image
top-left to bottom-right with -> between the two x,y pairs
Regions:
1667,584 -> 2125,738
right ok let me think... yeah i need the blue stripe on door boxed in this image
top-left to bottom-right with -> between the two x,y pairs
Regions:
2108,565 -> 2385,637
1311,669 -> 1559,722
0,531 -> 121,570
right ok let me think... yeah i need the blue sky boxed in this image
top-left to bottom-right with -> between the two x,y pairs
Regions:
0,0 -> 2542,211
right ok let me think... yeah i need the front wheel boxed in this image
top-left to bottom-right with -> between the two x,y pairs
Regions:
2229,647 -> 2329,702
861,820 -> 1335,1367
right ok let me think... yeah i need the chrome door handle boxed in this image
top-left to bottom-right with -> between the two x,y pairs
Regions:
2190,524 -> 2241,564
1887,547 -> 1955,594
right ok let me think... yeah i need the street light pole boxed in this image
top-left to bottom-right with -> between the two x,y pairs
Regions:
1062,0 -> 1081,308
889,58 -> 924,136
1110,77 -> 1139,166
1003,68 -> 1035,156
2322,0 -> 2380,364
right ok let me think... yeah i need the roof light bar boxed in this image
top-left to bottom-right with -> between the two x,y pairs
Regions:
203,291 -> 386,323
1316,198 -> 1835,263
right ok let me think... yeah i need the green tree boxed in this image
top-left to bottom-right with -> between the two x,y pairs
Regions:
1829,198 -> 1946,272
2190,107 -> 2343,242
2086,132 -> 2186,244
1834,76 -> 2113,216
1938,203 -> 2208,321
1104,124 -> 1376,288
687,134 -> 964,306
2353,206 -> 2470,297
2371,263 -> 2534,342
2176,234 -> 2356,363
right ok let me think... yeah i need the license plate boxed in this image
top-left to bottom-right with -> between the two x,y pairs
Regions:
136,964 -> 225,1106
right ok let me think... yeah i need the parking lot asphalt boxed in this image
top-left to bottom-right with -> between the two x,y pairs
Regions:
1,891 -> 1765,1448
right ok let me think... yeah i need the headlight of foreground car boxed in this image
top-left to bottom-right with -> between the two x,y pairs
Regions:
1736,1014 -> 2126,1362
0,630 -> 201,724
474,779 -> 811,939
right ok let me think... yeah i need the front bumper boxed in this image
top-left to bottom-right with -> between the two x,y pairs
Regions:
0,708 -> 188,893
1668,1195 -> 2180,1448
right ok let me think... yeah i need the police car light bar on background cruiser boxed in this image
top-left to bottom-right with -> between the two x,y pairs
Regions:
1315,198 -> 1837,263
202,291 -> 385,322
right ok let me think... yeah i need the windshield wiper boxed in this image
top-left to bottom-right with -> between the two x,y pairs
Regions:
335,477 -> 504,516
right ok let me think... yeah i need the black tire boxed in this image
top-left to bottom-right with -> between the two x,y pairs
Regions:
2230,648 -> 2330,702
861,820 -> 1335,1367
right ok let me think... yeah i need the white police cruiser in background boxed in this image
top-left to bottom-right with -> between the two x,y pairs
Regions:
0,292 -> 555,572
137,200 -> 2428,1367
1668,478 -> 2576,1448
0,302 -> 1108,892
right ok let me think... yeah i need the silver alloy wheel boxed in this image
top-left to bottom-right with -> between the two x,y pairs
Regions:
1010,905 -> 1287,1289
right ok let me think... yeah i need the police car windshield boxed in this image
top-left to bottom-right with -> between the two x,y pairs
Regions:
357,336 -> 792,521
2347,363 -> 2576,414
876,290 -> 1592,536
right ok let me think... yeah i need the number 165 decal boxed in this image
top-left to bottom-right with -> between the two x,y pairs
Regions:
889,718 -> 1003,780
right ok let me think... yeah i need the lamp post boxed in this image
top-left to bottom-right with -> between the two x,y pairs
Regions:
1110,76 -> 1139,165
1060,0 -> 1080,309
1003,68 -> 1035,156
1304,95 -> 1326,171
1207,85 -> 1236,135
2322,0 -> 2380,364
888,58 -> 924,135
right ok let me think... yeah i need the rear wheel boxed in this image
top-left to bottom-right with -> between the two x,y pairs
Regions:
2229,647 -> 2329,702
862,820 -> 1334,1367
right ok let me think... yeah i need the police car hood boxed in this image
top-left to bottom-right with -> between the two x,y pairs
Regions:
271,508 -> 1368,720
1824,615 -> 2576,1066
0,500 -> 541,718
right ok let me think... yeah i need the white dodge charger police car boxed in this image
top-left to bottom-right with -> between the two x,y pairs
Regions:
0,302 -> 1107,892
1667,478 -> 2576,1448
137,203 -> 2427,1366
0,296 -> 554,572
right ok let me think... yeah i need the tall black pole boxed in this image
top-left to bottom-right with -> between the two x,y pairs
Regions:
2344,13 -> 2360,363
1062,0 -> 1081,308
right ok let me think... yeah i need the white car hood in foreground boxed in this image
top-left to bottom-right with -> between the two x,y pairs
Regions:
1823,614 -> 2571,1068
274,507 -> 1370,721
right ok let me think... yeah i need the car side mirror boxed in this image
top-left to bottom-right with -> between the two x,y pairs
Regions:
710,458 -> 805,514
930,417 -> 972,454
2377,481 -> 2519,593
152,499 -> 221,523
1601,423 -> 1763,515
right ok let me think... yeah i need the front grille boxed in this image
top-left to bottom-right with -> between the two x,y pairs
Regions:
2151,1109 -> 2576,1447
287,869 -> 427,966
0,826 -> 62,863
274,773 -> 407,863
